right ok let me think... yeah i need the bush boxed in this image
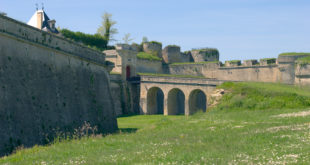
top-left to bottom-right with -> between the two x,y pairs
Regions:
60,29 -> 108,51
260,58 -> 276,64
148,41 -> 162,46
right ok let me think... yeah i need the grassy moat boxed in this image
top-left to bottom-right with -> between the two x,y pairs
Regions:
1,82 -> 310,164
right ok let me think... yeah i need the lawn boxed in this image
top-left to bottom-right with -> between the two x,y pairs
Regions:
1,82 -> 310,164
137,52 -> 162,61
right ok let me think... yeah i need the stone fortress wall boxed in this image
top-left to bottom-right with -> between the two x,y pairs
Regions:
104,41 -> 310,116
0,15 -> 117,156
105,41 -> 310,86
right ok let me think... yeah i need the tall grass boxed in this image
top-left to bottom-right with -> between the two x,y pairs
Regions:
215,82 -> 310,111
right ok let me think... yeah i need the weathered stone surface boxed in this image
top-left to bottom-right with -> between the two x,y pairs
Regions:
209,89 -> 225,107
0,15 -> 117,156
243,60 -> 258,66
139,76 -> 223,115
162,45 -> 181,64
225,60 -> 241,67
136,59 -> 163,73
295,63 -> 310,85
191,49 -> 219,62
143,42 -> 162,58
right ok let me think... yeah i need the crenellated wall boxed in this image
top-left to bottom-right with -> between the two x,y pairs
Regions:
169,62 -> 279,82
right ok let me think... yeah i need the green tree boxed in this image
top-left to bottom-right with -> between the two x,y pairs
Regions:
142,36 -> 148,43
0,11 -> 7,16
122,33 -> 134,44
97,12 -> 118,45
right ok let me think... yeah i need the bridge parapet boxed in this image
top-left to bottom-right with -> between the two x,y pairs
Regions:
139,75 -> 226,116
140,75 -> 224,86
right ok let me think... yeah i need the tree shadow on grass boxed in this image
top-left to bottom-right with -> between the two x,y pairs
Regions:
117,128 -> 138,134
117,114 -> 140,118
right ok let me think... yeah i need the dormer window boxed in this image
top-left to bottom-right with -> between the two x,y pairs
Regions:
48,20 -> 56,30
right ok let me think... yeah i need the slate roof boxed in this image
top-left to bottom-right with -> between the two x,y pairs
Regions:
28,10 -> 59,34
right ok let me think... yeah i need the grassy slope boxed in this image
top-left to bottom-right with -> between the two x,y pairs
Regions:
279,52 -> 310,56
297,56 -> 310,64
216,82 -> 310,110
137,52 -> 162,61
1,82 -> 310,164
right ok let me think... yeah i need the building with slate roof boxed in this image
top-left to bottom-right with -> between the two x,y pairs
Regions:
28,9 -> 59,34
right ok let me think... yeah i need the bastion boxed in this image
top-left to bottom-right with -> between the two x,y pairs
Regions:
162,45 -> 181,63
143,41 -> 162,58
0,15 -> 117,156
191,48 -> 219,62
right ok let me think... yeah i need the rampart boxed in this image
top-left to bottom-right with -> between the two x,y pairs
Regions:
0,15 -> 117,156
168,57 -> 310,85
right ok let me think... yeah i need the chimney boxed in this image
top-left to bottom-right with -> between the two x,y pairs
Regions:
36,11 -> 43,29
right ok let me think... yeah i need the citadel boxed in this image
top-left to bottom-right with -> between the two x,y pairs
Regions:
0,9 -> 310,156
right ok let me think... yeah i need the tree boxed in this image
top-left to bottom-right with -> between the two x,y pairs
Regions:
142,36 -> 148,43
0,12 -> 7,16
97,12 -> 118,45
122,33 -> 134,44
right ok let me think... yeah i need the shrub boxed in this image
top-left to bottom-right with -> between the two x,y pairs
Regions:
148,41 -> 162,46
260,58 -> 276,64
60,29 -> 108,51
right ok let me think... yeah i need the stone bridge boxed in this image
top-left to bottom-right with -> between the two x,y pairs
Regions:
139,75 -> 224,115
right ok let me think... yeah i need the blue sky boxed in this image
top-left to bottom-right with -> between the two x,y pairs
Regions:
1,0 -> 309,61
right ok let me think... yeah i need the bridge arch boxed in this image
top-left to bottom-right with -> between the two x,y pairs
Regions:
189,89 -> 207,114
167,88 -> 185,115
147,87 -> 164,114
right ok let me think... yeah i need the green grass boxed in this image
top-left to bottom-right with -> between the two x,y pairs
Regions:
260,58 -> 276,61
215,82 -> 310,110
226,60 -> 241,63
297,56 -> 310,64
279,52 -> 310,56
2,82 -> 310,164
166,45 -> 180,48
148,41 -> 162,46
137,52 -> 162,61
192,48 -> 218,52
137,72 -> 206,79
